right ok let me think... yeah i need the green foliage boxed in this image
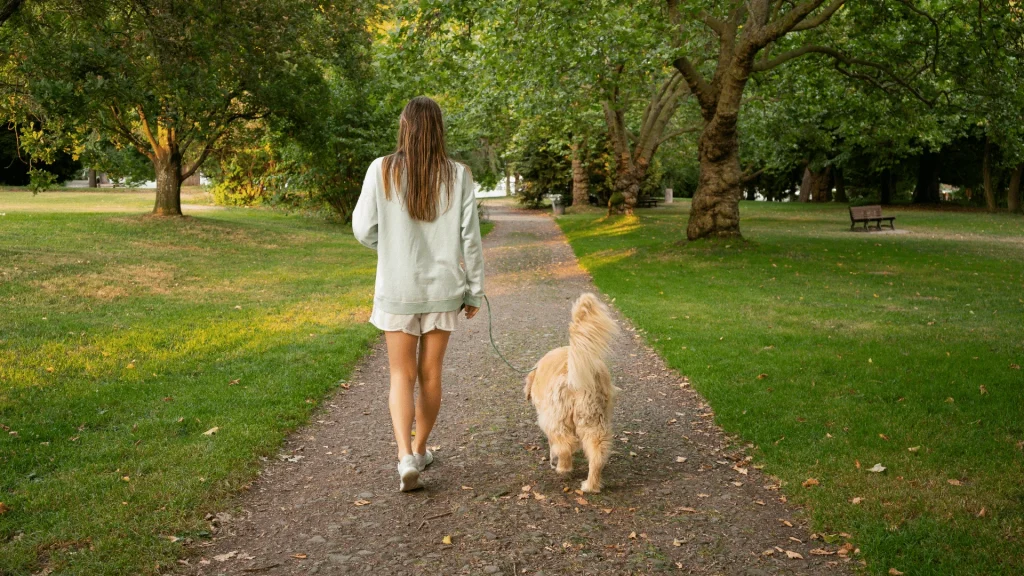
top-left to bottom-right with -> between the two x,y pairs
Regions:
560,201 -> 1024,576
26,167 -> 56,193
510,132 -> 572,208
2,0 -> 376,208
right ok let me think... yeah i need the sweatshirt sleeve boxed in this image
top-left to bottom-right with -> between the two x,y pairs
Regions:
460,166 -> 485,307
352,161 -> 379,250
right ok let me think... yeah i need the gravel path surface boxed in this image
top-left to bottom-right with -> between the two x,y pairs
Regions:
182,203 -> 852,576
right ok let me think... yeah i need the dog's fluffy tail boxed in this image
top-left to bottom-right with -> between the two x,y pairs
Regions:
567,293 -> 618,390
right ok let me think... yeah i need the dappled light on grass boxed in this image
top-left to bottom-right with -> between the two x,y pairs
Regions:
0,196 -> 377,574
559,201 -> 1024,576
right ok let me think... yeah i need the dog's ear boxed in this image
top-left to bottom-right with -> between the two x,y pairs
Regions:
524,370 -> 535,401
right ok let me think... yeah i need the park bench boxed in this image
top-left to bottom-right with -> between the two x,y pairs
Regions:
849,205 -> 895,230
636,194 -> 660,208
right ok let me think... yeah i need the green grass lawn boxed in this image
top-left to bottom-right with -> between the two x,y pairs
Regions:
0,190 -> 379,574
558,201 -> 1024,576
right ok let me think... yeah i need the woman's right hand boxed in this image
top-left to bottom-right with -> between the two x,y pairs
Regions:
464,305 -> 479,320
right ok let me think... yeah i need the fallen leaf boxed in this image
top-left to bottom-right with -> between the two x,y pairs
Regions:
802,478 -> 819,488
442,535 -> 452,545
810,548 -> 835,556
761,549 -> 774,556
353,499 -> 371,506
521,485 -> 531,493
213,551 -> 237,562
291,554 -> 307,559
779,519 -> 793,527
888,569 -> 904,576
576,497 -> 589,506
945,397 -> 954,403
0,502 -> 9,514
908,446 -> 920,453
977,507 -> 986,517
532,492 -> 546,500
785,550 -> 803,559
163,535 -> 180,543
757,373 -> 768,379
1011,364 -> 1020,370
697,493 -> 710,498
672,538 -> 683,547
677,506 -> 696,513
850,497 -> 863,505
229,379 -> 240,386
947,479 -> 961,486
461,486 -> 474,490
979,385 -> 988,395
675,456 -> 687,463
868,463 -> 886,473
121,476 -> 130,482
628,531 -> 637,539
202,427 -> 219,436
733,466 -> 748,475
879,434 -> 889,441
629,451 -> 638,458
602,508 -> 613,514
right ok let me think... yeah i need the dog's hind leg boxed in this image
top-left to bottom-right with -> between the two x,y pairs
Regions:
548,434 -> 576,475
579,429 -> 612,493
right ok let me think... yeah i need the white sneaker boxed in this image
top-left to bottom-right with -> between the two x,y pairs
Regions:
397,455 -> 421,492
413,450 -> 434,471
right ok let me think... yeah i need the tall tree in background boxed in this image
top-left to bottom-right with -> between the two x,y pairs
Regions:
668,0 -> 940,238
5,0 -> 371,215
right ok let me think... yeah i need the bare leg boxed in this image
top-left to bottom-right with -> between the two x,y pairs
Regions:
412,329 -> 450,454
385,331 -> 420,460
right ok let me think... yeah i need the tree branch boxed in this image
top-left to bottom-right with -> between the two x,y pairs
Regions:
756,0 -> 828,45
107,106 -> 154,159
672,56 -> 717,115
791,0 -> 846,32
752,43 -> 935,107
656,124 -> 702,146
135,106 -> 162,158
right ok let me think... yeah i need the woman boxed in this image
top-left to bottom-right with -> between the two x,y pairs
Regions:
352,96 -> 485,492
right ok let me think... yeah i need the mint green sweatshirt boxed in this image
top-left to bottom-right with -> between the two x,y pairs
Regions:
352,157 -> 485,314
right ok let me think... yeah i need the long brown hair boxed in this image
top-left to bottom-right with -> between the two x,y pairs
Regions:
382,96 -> 454,222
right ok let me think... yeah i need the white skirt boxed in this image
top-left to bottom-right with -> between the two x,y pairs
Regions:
369,306 -> 459,336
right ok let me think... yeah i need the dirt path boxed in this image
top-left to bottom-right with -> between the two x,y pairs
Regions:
185,203 -> 852,576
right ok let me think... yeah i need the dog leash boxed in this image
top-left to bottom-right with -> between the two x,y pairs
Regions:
482,294 -> 536,375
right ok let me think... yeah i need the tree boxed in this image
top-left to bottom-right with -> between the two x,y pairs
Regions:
668,0 -> 943,238
4,0 -> 371,215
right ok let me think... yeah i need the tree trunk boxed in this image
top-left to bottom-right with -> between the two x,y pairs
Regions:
505,171 -> 511,197
87,168 -> 97,188
983,136 -> 996,212
880,168 -> 893,205
687,112 -> 743,240
613,156 -> 647,213
153,151 -> 184,216
913,151 -> 941,203
800,165 -> 831,202
799,164 -> 812,202
571,141 -> 589,207
1009,164 -> 1022,214
834,168 -> 847,202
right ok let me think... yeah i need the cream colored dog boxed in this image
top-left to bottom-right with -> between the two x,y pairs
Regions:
524,293 -> 619,493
